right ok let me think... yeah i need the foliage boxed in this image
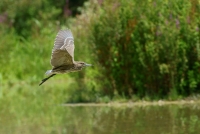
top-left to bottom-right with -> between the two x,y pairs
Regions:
0,0 -> 87,37
85,0 -> 200,99
0,0 -> 200,102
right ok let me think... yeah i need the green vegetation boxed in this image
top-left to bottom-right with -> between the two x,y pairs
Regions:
78,0 -> 200,100
90,0 -> 200,99
0,0 -> 200,103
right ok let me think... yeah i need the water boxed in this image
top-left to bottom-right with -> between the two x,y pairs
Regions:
0,102 -> 200,134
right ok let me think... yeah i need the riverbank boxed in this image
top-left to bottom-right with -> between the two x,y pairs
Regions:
62,99 -> 200,107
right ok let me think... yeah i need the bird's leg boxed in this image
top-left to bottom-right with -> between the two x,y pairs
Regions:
39,74 -> 56,86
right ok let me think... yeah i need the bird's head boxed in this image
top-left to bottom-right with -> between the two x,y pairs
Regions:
75,61 -> 92,69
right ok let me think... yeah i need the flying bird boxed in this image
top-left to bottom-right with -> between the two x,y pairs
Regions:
39,29 -> 91,86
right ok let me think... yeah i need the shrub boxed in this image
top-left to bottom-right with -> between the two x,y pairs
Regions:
89,0 -> 200,98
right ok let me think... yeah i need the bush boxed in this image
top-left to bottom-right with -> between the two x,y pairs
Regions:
86,0 -> 200,99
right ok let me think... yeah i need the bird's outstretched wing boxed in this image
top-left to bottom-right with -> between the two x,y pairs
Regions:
51,29 -> 75,67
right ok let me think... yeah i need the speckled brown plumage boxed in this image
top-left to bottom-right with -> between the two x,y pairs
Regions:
39,29 -> 91,86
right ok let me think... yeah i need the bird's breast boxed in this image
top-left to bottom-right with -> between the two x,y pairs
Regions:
53,66 -> 82,74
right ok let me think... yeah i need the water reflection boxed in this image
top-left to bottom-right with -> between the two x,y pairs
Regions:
1,103 -> 200,134
62,104 -> 200,134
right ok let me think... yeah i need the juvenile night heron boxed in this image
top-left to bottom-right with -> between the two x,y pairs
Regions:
39,29 -> 91,86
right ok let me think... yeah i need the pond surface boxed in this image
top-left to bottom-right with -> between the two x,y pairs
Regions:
0,102 -> 200,134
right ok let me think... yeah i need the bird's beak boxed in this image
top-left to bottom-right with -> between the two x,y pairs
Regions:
85,63 -> 92,67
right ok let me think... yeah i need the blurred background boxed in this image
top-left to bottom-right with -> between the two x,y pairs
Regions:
1,0 -> 200,102
0,0 -> 200,133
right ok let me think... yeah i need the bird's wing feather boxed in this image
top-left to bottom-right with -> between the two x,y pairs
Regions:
53,30 -> 74,58
50,29 -> 75,67
51,49 -> 73,67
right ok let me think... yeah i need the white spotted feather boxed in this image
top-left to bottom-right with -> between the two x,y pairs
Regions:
50,29 -> 75,67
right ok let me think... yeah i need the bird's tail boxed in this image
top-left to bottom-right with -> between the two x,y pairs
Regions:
45,70 -> 53,76
39,74 -> 56,86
